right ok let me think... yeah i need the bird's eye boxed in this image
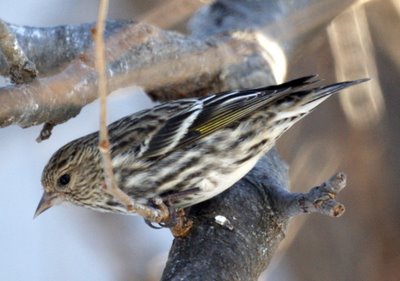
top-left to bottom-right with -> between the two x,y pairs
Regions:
57,174 -> 71,187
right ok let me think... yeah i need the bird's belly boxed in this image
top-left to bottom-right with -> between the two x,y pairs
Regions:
172,155 -> 260,208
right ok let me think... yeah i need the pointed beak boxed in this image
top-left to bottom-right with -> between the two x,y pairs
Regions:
34,192 -> 57,218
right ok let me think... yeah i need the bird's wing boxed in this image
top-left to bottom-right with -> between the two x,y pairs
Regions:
141,76 -> 318,158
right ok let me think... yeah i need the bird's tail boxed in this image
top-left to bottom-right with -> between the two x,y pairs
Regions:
302,78 -> 369,105
276,78 -> 369,116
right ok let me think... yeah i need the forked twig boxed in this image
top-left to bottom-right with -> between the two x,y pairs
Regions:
0,19 -> 37,84
275,172 -> 347,219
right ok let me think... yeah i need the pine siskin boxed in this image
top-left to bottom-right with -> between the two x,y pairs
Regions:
35,76 -> 367,223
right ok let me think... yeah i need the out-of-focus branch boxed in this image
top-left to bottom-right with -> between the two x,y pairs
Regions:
328,4 -> 385,130
139,0 -> 205,29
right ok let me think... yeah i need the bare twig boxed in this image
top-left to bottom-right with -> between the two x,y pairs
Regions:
36,122 -> 55,142
94,0 -> 170,223
0,19 -> 37,84
95,0 -> 133,211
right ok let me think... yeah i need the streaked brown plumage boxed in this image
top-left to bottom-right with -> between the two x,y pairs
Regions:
35,76 -> 367,219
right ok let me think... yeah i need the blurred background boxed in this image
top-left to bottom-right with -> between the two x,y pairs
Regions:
0,0 -> 399,280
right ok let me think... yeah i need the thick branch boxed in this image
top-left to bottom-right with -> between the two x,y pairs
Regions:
0,0 -> 358,131
0,21 -> 272,130
161,150 -> 289,281
0,19 -> 132,76
161,150 -> 347,280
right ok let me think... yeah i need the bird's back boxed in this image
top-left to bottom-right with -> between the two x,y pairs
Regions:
108,76 -> 366,208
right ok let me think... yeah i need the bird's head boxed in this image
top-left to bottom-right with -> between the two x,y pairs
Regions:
35,139 -> 107,217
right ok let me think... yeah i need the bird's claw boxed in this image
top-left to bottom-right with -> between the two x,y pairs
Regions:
144,199 -> 193,237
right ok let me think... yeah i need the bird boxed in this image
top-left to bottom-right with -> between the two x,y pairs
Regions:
35,76 -> 367,224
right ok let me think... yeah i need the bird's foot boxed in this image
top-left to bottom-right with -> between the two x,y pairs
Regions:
169,209 -> 193,238
144,199 -> 193,237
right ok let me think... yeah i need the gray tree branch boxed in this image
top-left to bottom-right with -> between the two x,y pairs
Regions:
0,0 -> 357,132
161,150 -> 290,281
0,20 -> 272,134
0,19 -> 132,76
161,150 -> 346,281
